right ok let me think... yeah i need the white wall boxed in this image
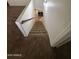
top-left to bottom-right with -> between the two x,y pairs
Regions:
43,0 -> 71,47
15,0 -> 35,37
8,0 -> 31,6
33,0 -> 44,11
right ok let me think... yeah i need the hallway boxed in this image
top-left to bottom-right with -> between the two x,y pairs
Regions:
7,6 -> 55,59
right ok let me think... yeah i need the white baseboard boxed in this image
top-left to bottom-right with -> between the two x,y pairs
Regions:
52,23 -> 71,47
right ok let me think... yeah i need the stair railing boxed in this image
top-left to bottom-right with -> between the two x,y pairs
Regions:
21,17 -> 34,24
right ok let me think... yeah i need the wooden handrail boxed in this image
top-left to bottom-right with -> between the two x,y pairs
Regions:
21,17 -> 34,24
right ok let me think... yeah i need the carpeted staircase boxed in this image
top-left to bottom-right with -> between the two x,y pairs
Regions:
20,20 -> 56,59
7,6 -> 56,59
29,21 -> 47,36
7,6 -> 70,59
